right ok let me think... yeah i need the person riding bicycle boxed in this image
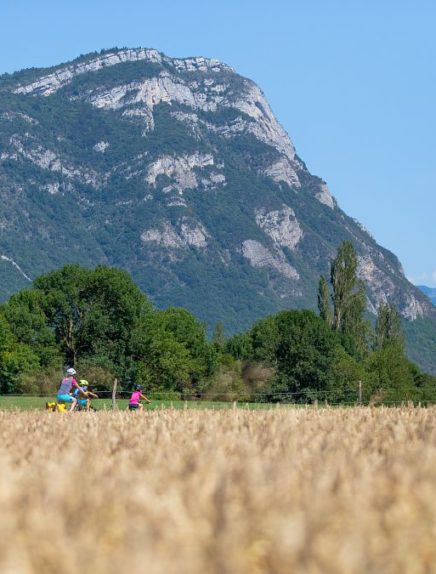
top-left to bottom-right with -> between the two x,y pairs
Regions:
56,368 -> 83,412
73,380 -> 99,411
128,385 -> 151,411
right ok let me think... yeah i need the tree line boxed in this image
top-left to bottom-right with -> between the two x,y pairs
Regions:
0,242 -> 434,403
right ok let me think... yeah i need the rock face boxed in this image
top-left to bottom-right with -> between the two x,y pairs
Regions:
0,47 -> 435,371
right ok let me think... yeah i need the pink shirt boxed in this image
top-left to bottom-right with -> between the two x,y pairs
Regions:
129,391 -> 141,405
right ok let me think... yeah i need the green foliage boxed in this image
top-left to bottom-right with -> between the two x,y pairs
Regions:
327,242 -> 371,359
131,307 -> 217,392
33,264 -> 91,365
152,308 -> 218,379
0,344 -> 40,394
250,315 -> 280,365
0,257 -> 433,404
331,241 -> 360,332
221,241 -> 434,404
329,346 -> 366,403
407,362 -> 436,403
33,264 -> 151,375
0,313 -> 15,354
364,345 -> 420,403
0,264 -> 220,396
317,275 -> 332,326
225,332 -> 253,360
272,310 -> 342,401
2,289 -> 59,367
132,320 -> 195,391
339,283 -> 369,357
0,313 -> 41,394
212,322 -> 226,352
375,303 -> 404,350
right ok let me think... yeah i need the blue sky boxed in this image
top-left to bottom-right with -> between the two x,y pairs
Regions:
1,0 -> 435,286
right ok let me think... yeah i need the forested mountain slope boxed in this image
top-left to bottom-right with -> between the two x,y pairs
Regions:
0,48 -> 435,371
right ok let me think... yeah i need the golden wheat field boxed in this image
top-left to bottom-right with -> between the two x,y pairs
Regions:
0,407 -> 435,574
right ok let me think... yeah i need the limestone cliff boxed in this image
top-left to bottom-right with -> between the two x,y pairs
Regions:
0,47 -> 435,370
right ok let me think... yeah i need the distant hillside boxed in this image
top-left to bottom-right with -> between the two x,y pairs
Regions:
418,286 -> 436,306
0,47 -> 435,373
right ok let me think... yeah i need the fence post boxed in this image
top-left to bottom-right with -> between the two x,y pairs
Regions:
112,378 -> 118,410
358,380 -> 362,406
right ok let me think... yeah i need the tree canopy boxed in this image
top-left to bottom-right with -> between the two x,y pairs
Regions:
0,249 -> 434,404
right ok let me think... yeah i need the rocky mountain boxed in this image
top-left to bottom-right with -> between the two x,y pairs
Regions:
0,47 -> 435,372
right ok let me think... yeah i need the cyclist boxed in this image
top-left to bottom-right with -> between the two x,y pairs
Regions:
128,385 -> 151,411
73,380 -> 99,411
56,368 -> 83,412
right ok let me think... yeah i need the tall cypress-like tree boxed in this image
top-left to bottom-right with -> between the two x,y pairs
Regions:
330,241 -> 369,357
212,322 -> 226,351
317,275 -> 332,326
330,241 -> 359,332
375,303 -> 404,350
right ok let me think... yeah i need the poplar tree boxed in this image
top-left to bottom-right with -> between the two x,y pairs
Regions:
375,303 -> 404,350
330,241 -> 359,333
330,241 -> 369,356
317,275 -> 332,326
212,322 -> 226,351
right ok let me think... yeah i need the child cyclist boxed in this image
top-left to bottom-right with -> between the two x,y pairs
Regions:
56,368 -> 83,412
129,385 -> 151,411
73,380 -> 99,411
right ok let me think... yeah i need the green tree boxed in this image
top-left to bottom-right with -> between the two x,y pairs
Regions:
375,303 -> 404,350
153,308 -> 218,379
225,332 -> 253,360
330,345 -> 367,403
408,362 -> 436,403
2,289 -> 59,367
250,315 -> 280,366
365,345 -> 419,403
131,312 -> 197,391
80,265 -> 152,372
0,313 -> 15,354
317,275 -> 332,326
33,264 -> 90,365
331,241 -> 359,332
33,264 -> 151,374
0,314 -> 41,393
330,241 -> 370,358
0,343 -> 40,394
212,322 -> 226,352
268,310 -> 341,402
130,306 -> 219,392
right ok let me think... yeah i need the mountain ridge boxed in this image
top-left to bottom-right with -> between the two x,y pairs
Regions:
1,47 -> 435,372
418,285 -> 436,306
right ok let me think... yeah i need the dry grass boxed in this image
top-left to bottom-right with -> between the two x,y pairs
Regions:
0,407 -> 435,574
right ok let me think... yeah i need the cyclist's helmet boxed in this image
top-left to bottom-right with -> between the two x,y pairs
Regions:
135,385 -> 142,391
66,367 -> 76,375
